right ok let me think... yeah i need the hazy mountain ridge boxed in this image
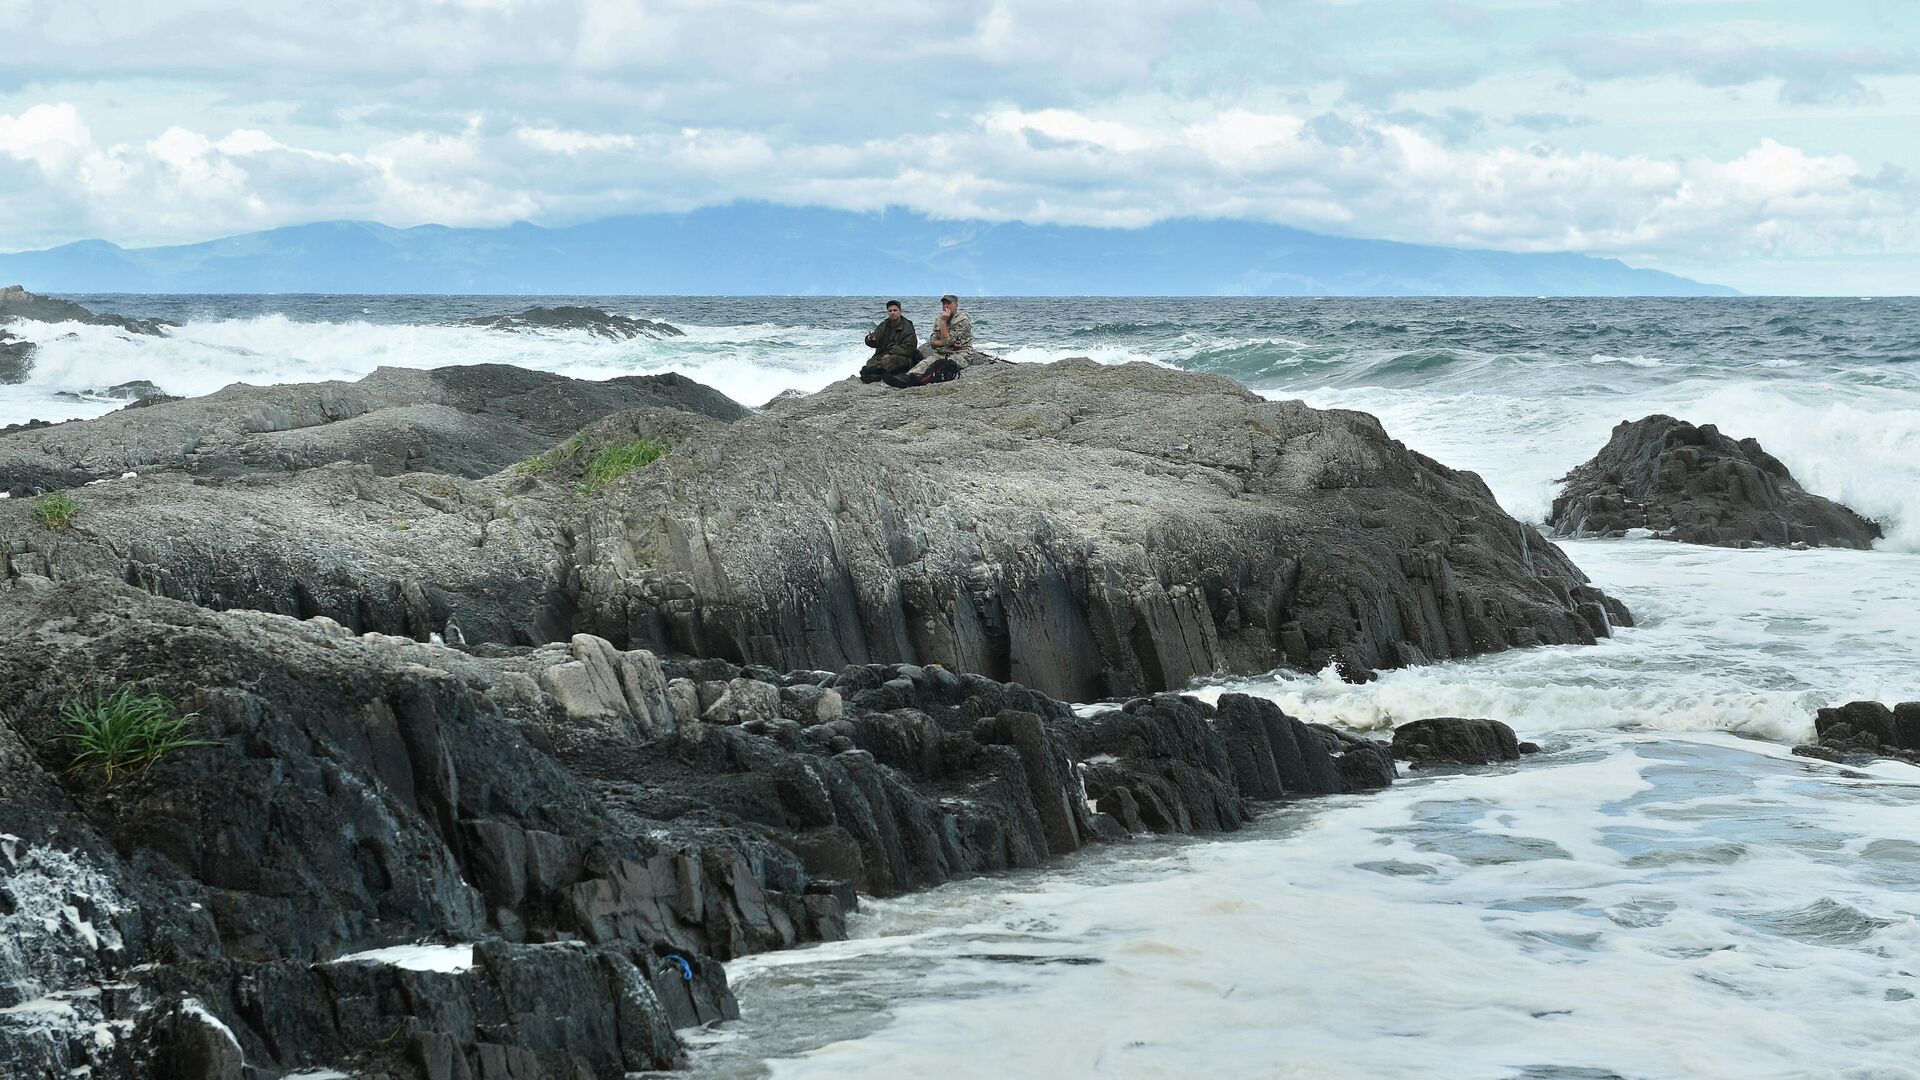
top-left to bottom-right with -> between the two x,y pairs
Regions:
0,204 -> 1736,296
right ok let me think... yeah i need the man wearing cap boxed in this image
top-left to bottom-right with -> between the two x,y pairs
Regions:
923,294 -> 973,362
859,300 -> 919,383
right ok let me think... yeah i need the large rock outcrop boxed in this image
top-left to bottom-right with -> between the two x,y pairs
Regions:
0,573 -> 1381,1078
459,305 -> 685,340
0,285 -> 174,336
573,359 -> 1629,700
0,364 -> 746,494
3,361 -> 1626,701
1548,415 -> 1881,550
0,354 -> 1642,1075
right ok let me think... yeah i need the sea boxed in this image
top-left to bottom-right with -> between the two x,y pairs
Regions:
5,295 -> 1919,1079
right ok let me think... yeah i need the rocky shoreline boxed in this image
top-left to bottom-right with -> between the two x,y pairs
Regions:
1,297 -> 1646,1077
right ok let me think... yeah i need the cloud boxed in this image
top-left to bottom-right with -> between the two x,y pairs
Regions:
0,0 -> 1915,289
1508,112 -> 1596,133
3,99 -> 1910,276
1541,33 -> 1920,105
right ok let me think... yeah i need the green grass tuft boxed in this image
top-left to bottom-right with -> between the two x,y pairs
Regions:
578,437 -> 671,494
516,432 -> 588,476
32,492 -> 78,530
55,685 -> 216,782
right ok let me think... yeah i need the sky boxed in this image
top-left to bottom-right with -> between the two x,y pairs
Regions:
1,0 -> 1916,294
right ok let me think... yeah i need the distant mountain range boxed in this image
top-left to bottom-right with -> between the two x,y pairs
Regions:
0,204 -> 1736,296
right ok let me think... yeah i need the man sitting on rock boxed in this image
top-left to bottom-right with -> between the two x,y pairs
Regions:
876,294 -> 976,388
859,300 -> 919,384
926,294 -> 972,360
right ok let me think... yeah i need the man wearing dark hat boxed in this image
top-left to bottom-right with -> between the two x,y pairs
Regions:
859,300 -> 919,383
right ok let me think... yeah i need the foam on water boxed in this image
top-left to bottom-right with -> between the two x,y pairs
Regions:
1190,538 -> 1920,743
1,314 -> 860,424
690,735 -> 1920,1079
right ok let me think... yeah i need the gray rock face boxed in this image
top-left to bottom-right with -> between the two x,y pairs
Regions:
1391,716 -> 1521,766
0,363 -> 747,494
0,285 -> 174,336
4,361 -> 1625,702
0,574 -> 1377,1077
1549,415 -> 1881,550
1794,700 -> 1920,767
576,359 -> 1628,700
459,305 -> 685,339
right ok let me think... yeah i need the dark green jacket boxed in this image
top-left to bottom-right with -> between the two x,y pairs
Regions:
865,316 -> 918,371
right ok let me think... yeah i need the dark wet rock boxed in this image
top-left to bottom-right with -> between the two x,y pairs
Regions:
577,359 -> 1627,700
0,575 -> 1387,1077
0,285 -> 174,336
0,417 -> 55,437
1548,414 -> 1881,550
1392,716 -> 1522,766
0,363 -> 748,494
107,380 -> 167,402
0,328 -> 31,384
1795,700 -> 1920,766
459,305 -> 685,340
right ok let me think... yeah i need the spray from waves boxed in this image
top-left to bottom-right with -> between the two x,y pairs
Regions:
1282,375 -> 1920,551
0,315 -> 860,425
1199,539 -> 1920,742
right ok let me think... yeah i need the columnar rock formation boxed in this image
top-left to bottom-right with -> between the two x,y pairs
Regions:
1,356 -> 1631,1075
1549,414 -> 1881,549
4,361 -> 1627,699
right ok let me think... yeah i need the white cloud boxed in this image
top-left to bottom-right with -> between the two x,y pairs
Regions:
2,97 -> 1908,285
0,0 -> 1915,292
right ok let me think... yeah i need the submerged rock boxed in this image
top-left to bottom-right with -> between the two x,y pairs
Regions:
1548,414 -> 1881,550
0,284 -> 174,336
0,575 -> 1380,1076
459,305 -> 685,340
1391,716 -> 1522,766
1794,700 -> 1920,767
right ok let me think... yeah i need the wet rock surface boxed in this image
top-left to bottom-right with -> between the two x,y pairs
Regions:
1391,716 -> 1522,766
0,328 -> 31,383
0,576 -> 1383,1077
459,305 -> 686,340
1794,700 -> 1920,767
0,285 -> 175,336
1548,414 -> 1881,550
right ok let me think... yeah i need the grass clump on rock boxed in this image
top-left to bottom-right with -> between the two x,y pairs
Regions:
579,437 -> 671,493
516,432 -> 587,476
32,491 -> 78,530
55,684 -> 215,781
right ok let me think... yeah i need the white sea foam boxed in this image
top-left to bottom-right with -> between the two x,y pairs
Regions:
332,943 -> 475,972
1190,539 -> 1920,744
693,735 -> 1920,1079
1287,378 -> 1920,551
0,315 -> 862,425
